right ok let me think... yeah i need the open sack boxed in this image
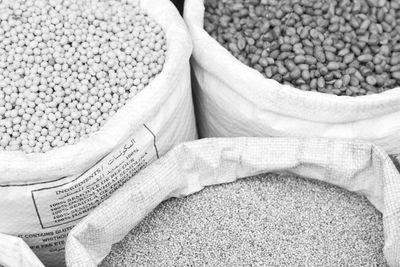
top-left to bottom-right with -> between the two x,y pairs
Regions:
0,0 -> 196,265
65,137 -> 400,267
183,0 -> 400,162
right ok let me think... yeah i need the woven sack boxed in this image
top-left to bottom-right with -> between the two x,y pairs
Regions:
0,0 -> 196,265
183,0 -> 400,164
65,137 -> 400,267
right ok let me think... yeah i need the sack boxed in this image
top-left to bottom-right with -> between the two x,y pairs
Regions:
0,0 -> 196,265
65,137 -> 400,267
0,233 -> 44,267
183,0 -> 400,158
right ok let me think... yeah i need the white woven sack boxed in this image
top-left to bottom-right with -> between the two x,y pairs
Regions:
183,0 -> 400,158
0,0 -> 196,266
0,233 -> 44,267
65,137 -> 400,267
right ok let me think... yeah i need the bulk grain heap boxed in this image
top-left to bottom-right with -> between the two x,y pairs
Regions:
0,0 -> 166,153
101,174 -> 387,266
204,0 -> 400,96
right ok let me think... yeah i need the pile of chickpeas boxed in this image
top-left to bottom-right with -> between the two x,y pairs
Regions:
0,0 -> 166,153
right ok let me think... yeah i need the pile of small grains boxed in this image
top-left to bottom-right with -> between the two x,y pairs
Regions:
204,0 -> 400,96
0,0 -> 166,153
101,173 -> 387,266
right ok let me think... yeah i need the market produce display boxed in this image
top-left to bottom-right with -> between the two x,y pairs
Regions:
0,0 -> 166,153
204,0 -> 400,96
101,173 -> 386,266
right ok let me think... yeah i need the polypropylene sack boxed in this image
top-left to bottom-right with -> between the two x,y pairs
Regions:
0,0 -> 196,265
0,233 -> 44,267
65,137 -> 400,267
183,0 -> 400,158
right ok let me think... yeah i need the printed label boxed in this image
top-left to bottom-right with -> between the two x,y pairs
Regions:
31,124 -> 158,229
18,225 -> 74,253
15,225 -> 75,266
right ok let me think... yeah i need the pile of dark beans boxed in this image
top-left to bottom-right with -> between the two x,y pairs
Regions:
204,0 -> 400,96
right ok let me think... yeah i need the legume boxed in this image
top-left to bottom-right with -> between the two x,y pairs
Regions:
0,0 -> 166,153
101,173 -> 387,266
204,0 -> 400,96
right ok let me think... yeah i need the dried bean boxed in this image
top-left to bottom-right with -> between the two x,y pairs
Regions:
391,57 -> 400,65
237,38 -> 246,50
305,55 -> 317,65
358,54 -> 373,62
393,72 -> 400,80
315,49 -> 326,62
291,68 -> 301,80
327,62 -> 341,70
343,74 -> 351,86
204,0 -> 400,95
366,76 -> 377,85
294,55 -> 306,64
317,77 -> 325,88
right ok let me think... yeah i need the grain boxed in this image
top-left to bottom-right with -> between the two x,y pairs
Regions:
101,173 -> 387,266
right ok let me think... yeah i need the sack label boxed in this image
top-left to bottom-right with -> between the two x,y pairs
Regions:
17,224 -> 75,254
31,124 -> 158,229
0,124 -> 158,266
